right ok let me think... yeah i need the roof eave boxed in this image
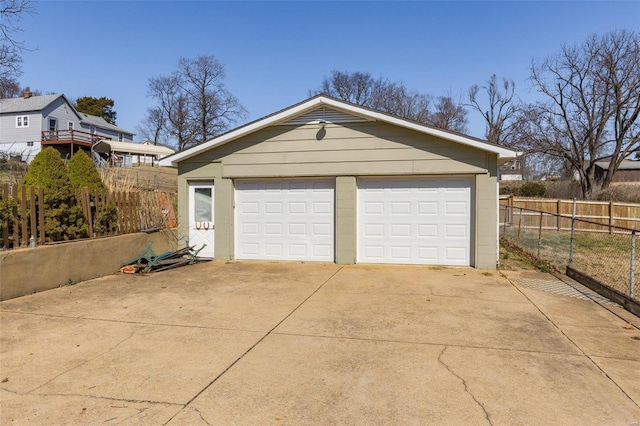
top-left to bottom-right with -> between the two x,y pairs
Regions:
160,96 -> 520,167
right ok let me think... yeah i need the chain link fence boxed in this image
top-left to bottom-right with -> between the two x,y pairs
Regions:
500,203 -> 638,302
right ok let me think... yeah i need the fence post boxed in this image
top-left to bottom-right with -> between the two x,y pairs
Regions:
538,211 -> 543,258
2,183 -> 9,248
609,201 -> 613,235
631,230 -> 636,299
38,187 -> 45,245
507,194 -> 513,225
569,198 -> 577,267
517,206 -> 523,242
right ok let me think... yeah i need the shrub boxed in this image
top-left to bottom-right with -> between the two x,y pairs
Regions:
67,150 -> 117,234
519,181 -> 547,197
22,147 -> 87,240
593,185 -> 640,203
500,181 -> 548,197
67,150 -> 107,193
0,197 -> 18,238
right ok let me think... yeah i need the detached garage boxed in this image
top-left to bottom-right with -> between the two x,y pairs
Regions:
160,95 -> 518,269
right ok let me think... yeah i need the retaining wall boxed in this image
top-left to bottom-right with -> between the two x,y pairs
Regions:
0,229 -> 179,301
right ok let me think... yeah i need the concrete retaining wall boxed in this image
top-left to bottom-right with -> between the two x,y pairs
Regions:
0,230 -> 179,301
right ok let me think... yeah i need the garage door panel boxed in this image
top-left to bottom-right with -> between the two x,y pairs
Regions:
418,224 -> 438,237
417,246 -> 438,261
241,242 -> 259,255
446,201 -> 467,215
313,201 -> 331,214
313,223 -> 331,236
264,202 -> 282,214
241,201 -> 259,214
242,222 -> 260,235
358,176 -> 471,266
313,245 -> 332,257
236,179 -> 334,262
446,224 -> 467,238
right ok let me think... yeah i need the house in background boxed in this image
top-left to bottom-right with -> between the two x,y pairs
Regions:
93,139 -> 175,167
0,90 -> 134,163
161,95 -> 518,268
594,159 -> 640,183
498,158 -> 522,181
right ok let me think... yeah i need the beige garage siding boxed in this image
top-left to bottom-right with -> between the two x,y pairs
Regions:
176,120 -> 499,269
183,122 -> 491,178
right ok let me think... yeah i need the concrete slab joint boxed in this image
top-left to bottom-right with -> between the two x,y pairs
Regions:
2,262 -> 639,424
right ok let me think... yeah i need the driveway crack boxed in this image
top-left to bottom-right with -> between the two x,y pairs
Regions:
162,266 -> 344,425
437,346 -> 493,425
193,407 -> 213,425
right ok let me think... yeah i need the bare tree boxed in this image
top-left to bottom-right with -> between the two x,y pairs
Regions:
468,75 -> 519,145
0,0 -> 33,97
521,30 -> 640,198
597,30 -> 640,188
428,95 -> 468,133
148,74 -> 192,149
179,55 -> 245,145
136,107 -> 167,145
145,54 -> 247,150
315,70 -> 378,106
312,70 -> 432,124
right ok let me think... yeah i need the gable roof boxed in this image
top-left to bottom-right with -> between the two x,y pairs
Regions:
595,159 -> 640,171
160,95 -> 519,167
80,113 -> 133,135
0,93 -> 68,114
0,93 -> 134,135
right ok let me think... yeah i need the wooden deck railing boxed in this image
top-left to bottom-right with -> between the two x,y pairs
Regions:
41,130 -> 111,146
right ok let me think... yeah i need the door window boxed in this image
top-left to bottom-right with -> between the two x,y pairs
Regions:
194,187 -> 212,222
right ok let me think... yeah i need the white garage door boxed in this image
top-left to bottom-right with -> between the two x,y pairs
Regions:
358,176 -> 472,266
235,179 -> 334,262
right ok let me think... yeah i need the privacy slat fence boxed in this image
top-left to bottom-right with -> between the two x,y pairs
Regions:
500,195 -> 640,233
1,183 -> 171,249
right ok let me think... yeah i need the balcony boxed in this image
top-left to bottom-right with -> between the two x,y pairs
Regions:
41,130 -> 111,148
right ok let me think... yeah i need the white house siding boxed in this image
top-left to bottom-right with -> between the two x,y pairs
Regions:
41,97 -> 83,132
0,112 -> 42,162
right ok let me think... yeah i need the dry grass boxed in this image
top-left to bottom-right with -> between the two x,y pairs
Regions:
593,183 -> 640,203
0,161 -> 28,185
99,166 -> 177,193
99,166 -> 178,230
502,227 -> 639,301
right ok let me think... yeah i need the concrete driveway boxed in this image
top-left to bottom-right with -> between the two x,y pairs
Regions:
1,262 -> 639,425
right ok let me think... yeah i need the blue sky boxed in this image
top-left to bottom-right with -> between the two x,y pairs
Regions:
16,1 -> 640,142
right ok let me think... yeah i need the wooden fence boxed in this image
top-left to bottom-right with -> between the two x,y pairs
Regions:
499,195 -> 640,233
1,183 -> 172,249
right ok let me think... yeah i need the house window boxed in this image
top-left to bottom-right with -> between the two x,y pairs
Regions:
27,141 -> 34,147
90,126 -> 96,134
68,122 -> 74,130
49,118 -> 57,131
118,133 -> 124,142
16,116 -> 29,127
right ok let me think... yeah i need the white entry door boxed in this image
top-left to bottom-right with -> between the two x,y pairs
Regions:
189,182 -> 214,258
235,179 -> 334,262
358,176 -> 472,266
